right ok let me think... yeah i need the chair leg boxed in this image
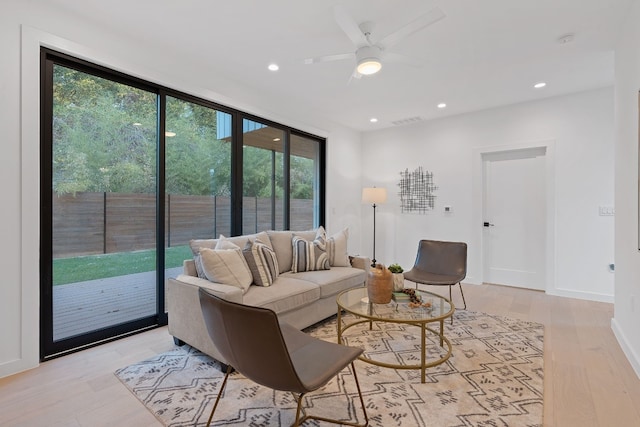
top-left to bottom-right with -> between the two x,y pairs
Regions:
293,392 -> 306,427
448,285 -> 454,324
351,361 -> 369,426
206,364 -> 233,427
458,282 -> 467,310
292,362 -> 369,427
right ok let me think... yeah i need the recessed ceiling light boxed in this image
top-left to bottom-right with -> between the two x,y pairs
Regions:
268,63 -> 279,71
534,82 -> 546,89
165,131 -> 176,137
370,118 -> 378,123
273,138 -> 281,142
437,103 -> 447,109
132,122 -> 142,126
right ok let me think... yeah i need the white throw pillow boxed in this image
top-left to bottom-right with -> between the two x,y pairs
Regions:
199,247 -> 253,293
327,227 -> 350,267
216,235 -> 241,250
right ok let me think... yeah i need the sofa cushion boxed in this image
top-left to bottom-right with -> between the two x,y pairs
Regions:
326,227 -> 350,267
243,238 -> 279,287
242,276 -> 320,314
291,233 -> 330,273
281,267 -> 365,298
189,231 -> 273,256
199,247 -> 253,293
267,230 -> 316,273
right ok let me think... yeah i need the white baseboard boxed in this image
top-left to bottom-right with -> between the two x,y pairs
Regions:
546,288 -> 614,303
611,318 -> 640,380
0,358 -> 38,379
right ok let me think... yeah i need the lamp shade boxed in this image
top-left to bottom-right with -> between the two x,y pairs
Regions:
362,187 -> 387,204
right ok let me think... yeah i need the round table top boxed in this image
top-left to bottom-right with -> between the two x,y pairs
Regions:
337,286 -> 454,323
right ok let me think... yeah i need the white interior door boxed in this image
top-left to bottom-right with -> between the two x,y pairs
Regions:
483,149 -> 546,290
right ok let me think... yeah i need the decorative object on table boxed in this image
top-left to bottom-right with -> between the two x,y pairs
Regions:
399,287 -> 422,304
362,186 -> 387,266
366,263 -> 393,303
398,166 -> 438,213
116,310 -> 544,427
391,291 -> 410,302
388,263 -> 405,291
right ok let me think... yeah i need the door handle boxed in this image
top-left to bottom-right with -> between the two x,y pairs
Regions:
483,222 -> 495,227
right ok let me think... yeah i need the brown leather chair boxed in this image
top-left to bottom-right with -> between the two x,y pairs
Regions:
198,288 -> 369,427
403,240 -> 468,316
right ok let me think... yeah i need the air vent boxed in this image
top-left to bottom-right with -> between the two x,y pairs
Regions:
391,116 -> 424,126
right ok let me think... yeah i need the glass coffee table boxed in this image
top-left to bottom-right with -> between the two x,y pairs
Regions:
336,287 -> 454,383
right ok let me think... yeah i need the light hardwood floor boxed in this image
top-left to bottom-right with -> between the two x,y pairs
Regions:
1,283 -> 639,426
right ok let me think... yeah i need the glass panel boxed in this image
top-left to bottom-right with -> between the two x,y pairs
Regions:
51,65 -> 158,341
290,134 -> 320,230
242,119 -> 285,233
165,97 -> 232,278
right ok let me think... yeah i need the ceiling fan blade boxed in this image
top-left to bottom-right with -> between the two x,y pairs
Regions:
347,68 -> 363,85
303,52 -> 354,65
333,5 -> 368,47
378,7 -> 446,50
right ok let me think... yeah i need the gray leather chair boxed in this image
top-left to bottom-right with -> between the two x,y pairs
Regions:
403,240 -> 468,317
198,288 -> 369,427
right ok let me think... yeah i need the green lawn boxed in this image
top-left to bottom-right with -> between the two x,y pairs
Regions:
52,245 -> 192,286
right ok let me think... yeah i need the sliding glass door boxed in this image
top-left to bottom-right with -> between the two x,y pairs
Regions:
164,96 -> 232,275
42,58 -> 161,358
242,118 -> 286,233
290,133 -> 323,230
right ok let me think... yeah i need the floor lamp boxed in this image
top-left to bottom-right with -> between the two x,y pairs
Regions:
362,187 -> 387,267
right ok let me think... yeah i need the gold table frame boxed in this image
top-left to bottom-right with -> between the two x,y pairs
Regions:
336,287 -> 454,383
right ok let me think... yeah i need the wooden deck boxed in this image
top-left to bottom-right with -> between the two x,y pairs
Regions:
52,267 -> 182,340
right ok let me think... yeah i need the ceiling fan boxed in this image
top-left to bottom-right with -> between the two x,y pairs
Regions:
304,5 -> 446,80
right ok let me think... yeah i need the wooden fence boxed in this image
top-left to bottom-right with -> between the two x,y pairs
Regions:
52,192 -> 314,258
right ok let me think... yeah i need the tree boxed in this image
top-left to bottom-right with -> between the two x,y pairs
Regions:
53,65 -> 157,194
52,65 -> 314,199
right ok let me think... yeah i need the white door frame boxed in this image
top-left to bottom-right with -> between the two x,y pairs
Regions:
471,140 -> 556,293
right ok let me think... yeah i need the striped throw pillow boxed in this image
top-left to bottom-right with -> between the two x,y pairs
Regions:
243,238 -> 280,287
291,234 -> 330,273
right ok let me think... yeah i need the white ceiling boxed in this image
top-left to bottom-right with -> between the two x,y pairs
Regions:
42,0 -> 633,132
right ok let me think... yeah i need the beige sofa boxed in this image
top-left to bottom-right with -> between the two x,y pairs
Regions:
166,229 -> 368,365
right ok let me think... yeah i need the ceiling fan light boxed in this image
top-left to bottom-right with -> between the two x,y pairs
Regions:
355,45 -> 383,75
357,59 -> 382,75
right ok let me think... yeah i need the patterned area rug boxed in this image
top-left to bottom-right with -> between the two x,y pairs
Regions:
116,310 -> 543,426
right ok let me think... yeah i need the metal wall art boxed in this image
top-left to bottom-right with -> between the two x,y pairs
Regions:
398,167 -> 438,213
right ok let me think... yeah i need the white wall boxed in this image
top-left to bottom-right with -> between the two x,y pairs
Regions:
325,126 -> 365,252
361,88 -> 615,302
0,1 -> 363,377
612,0 -> 640,378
